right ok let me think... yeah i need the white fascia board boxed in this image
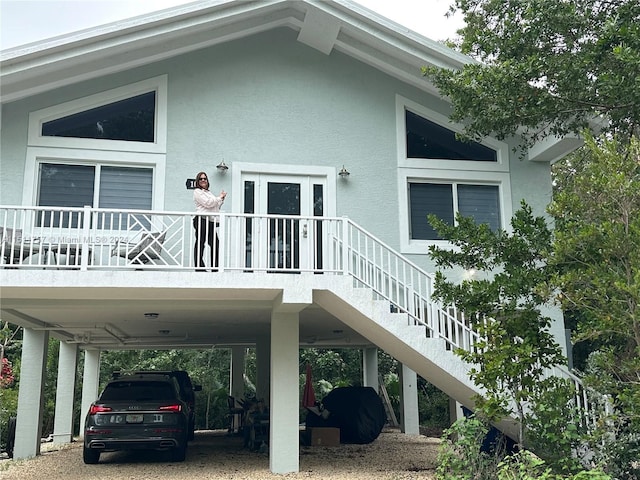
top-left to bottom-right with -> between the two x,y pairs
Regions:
1,0 -> 473,104
528,134 -> 584,164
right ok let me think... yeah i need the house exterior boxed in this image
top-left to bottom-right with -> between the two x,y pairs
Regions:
0,0 -> 582,473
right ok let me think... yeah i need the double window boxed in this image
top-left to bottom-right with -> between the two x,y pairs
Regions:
37,163 -> 153,228
397,96 -> 511,252
408,182 -> 500,240
25,76 -> 167,221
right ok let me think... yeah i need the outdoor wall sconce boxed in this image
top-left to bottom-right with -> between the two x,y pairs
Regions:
216,160 -> 229,172
338,165 -> 350,178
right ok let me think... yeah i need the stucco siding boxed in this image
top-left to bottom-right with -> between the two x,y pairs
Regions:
1,28 -> 554,275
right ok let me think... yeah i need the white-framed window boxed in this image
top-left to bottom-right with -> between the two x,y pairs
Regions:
408,180 -> 500,240
36,162 -> 153,228
396,96 -> 512,253
23,76 -> 167,213
28,76 -> 167,153
396,96 -> 508,173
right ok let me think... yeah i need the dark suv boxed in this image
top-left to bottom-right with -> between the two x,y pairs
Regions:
114,370 -> 202,440
83,373 -> 189,464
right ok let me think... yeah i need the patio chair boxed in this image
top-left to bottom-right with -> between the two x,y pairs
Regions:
0,228 -> 42,265
111,231 -> 166,266
227,396 -> 245,434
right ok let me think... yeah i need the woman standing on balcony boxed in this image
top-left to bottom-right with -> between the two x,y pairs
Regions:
193,171 -> 226,271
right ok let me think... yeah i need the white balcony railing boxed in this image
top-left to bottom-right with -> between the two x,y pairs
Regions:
0,205 -> 479,349
0,205 -> 606,429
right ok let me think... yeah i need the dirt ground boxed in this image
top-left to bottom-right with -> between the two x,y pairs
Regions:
0,427 -> 441,480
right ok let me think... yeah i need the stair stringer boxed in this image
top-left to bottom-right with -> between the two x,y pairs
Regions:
313,278 -> 520,440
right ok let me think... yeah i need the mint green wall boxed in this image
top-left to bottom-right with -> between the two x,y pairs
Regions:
0,28 -> 553,267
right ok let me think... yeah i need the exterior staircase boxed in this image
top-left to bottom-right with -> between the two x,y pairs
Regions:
314,276 -> 521,438
0,205 -> 604,439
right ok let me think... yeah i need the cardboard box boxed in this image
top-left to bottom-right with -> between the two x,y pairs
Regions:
306,427 -> 340,446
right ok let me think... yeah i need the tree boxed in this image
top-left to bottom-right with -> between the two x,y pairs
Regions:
549,134 -> 640,479
423,0 -> 640,150
422,2 -> 639,476
428,203 -> 568,449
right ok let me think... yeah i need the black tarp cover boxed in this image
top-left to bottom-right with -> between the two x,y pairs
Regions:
306,386 -> 386,444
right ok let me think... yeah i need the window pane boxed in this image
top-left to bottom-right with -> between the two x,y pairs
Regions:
38,163 -> 95,207
99,166 -> 153,230
409,183 -> 454,240
406,110 -> 497,161
42,91 -> 156,142
37,163 -> 94,227
99,166 -> 152,210
458,185 -> 501,231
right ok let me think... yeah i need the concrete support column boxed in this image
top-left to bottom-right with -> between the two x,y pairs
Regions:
269,311 -> 299,474
80,348 -> 101,430
362,347 -> 378,392
230,346 -> 246,401
53,341 -> 78,444
449,399 -> 464,425
399,364 -> 420,435
255,337 -> 270,403
14,328 -> 49,459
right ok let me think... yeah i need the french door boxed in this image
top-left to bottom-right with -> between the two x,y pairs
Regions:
242,173 -> 326,271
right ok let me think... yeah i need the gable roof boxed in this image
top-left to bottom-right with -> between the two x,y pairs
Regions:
0,0 -> 577,162
0,0 -> 470,105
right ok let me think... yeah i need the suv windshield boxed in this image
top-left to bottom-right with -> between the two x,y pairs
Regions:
100,381 -> 177,401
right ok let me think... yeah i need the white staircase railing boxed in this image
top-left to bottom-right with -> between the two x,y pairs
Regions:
341,219 -> 481,352
1,205 -> 606,429
338,218 -> 608,432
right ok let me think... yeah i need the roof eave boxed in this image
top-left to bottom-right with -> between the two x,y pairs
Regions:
0,0 -> 469,104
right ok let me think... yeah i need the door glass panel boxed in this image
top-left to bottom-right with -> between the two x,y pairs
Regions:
313,184 -> 323,269
244,181 -> 255,268
268,182 -> 300,269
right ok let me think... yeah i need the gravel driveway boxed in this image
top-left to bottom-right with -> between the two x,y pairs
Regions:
0,428 -> 439,480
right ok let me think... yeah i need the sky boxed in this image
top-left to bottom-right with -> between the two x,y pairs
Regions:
0,0 -> 464,51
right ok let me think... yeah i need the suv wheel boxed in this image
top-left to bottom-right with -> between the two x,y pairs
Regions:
83,447 -> 100,464
171,442 -> 187,462
188,420 -> 195,441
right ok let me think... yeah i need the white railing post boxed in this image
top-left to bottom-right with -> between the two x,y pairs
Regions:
341,217 -> 350,276
80,205 -> 92,270
218,213 -> 226,272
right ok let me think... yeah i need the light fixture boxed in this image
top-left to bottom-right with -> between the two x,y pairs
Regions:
338,165 -> 350,178
216,160 -> 229,172
144,312 -> 159,319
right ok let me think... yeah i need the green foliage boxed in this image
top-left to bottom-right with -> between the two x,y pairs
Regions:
100,347 -> 232,430
524,378 -> 586,474
497,451 -> 611,480
549,134 -> 640,479
436,417 -> 611,480
436,416 -> 502,479
0,388 -> 18,452
429,202 -> 566,445
423,0 -> 640,151
418,377 -> 450,430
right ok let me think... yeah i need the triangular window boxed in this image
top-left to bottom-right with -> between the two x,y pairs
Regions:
41,91 -> 156,142
406,110 -> 496,161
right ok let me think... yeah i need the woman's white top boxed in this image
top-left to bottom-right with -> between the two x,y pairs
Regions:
194,188 -> 225,222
